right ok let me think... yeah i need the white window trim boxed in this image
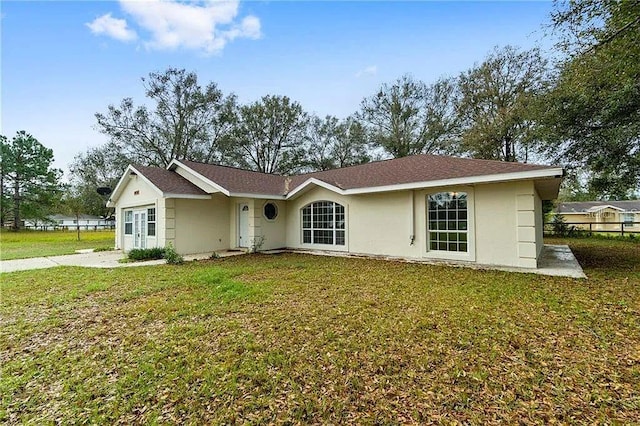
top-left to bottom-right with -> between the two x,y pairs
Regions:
300,201 -> 347,248
123,210 -> 134,235
424,188 -> 476,262
147,207 -> 157,237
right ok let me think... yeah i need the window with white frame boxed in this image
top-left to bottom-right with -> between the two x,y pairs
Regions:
124,210 -> 133,235
622,212 -> 636,226
428,192 -> 468,252
147,208 -> 156,236
301,201 -> 345,245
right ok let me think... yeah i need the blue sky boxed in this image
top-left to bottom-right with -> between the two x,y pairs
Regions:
1,1 -> 556,175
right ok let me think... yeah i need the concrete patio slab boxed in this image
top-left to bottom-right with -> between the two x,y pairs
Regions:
535,244 -> 586,278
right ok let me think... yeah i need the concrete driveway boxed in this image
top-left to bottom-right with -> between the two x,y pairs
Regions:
0,250 -> 165,274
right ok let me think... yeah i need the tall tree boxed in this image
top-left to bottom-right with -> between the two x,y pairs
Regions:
2,131 -> 62,230
70,145 -> 130,217
306,115 -> 370,171
359,75 -> 458,158
455,46 -> 549,162
94,68 -> 236,168
229,95 -> 308,174
0,136 -> 10,227
539,0 -> 640,198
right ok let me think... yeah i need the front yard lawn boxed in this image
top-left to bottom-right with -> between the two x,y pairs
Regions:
0,230 -> 115,260
1,238 -> 639,423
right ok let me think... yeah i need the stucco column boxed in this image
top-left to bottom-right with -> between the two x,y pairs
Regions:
516,182 -> 537,268
164,198 -> 176,248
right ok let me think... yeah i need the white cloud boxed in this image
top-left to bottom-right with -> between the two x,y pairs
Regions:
355,65 -> 378,78
87,0 -> 261,54
86,13 -> 138,42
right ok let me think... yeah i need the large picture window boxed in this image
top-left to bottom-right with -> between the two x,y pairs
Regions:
428,192 -> 468,252
124,210 -> 133,235
301,201 -> 345,245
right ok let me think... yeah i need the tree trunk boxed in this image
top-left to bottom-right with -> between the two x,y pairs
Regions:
76,213 -> 81,241
12,176 -> 20,230
0,171 -> 4,227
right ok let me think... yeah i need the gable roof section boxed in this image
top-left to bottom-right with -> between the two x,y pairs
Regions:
107,165 -> 208,207
133,165 -> 208,196
557,201 -> 640,213
176,160 -> 287,196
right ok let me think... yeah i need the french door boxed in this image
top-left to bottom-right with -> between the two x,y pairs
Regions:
133,211 -> 147,249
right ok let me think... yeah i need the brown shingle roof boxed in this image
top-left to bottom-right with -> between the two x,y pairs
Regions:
133,165 -> 207,195
134,155 -> 560,197
288,155 -> 557,191
180,160 -> 286,196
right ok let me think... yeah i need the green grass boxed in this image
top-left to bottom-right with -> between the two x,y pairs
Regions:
0,230 -> 115,260
1,238 -> 639,423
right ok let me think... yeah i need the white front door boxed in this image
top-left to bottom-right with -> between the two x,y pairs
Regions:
238,203 -> 249,247
134,211 -> 147,249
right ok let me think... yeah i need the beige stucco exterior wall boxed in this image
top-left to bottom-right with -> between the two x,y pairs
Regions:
286,182 -> 543,268
473,180 -> 542,268
113,174 -> 162,251
474,182 -> 520,267
347,191 -> 418,257
285,185 -> 477,262
173,194 -> 230,254
257,199 -> 287,250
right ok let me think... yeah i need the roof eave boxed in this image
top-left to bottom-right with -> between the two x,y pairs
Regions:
229,192 -> 286,200
163,193 -> 212,200
285,178 -> 345,200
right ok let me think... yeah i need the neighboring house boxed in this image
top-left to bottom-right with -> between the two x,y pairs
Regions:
24,214 -> 115,230
556,201 -> 640,232
107,155 -> 564,269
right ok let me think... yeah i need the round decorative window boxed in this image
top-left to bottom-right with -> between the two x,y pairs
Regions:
263,202 -> 278,220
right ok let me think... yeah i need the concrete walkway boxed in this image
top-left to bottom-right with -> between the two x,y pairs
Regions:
535,244 -> 586,278
0,250 -> 243,274
1,250 -> 160,273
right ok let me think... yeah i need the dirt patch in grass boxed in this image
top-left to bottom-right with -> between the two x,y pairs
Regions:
1,239 -> 640,423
